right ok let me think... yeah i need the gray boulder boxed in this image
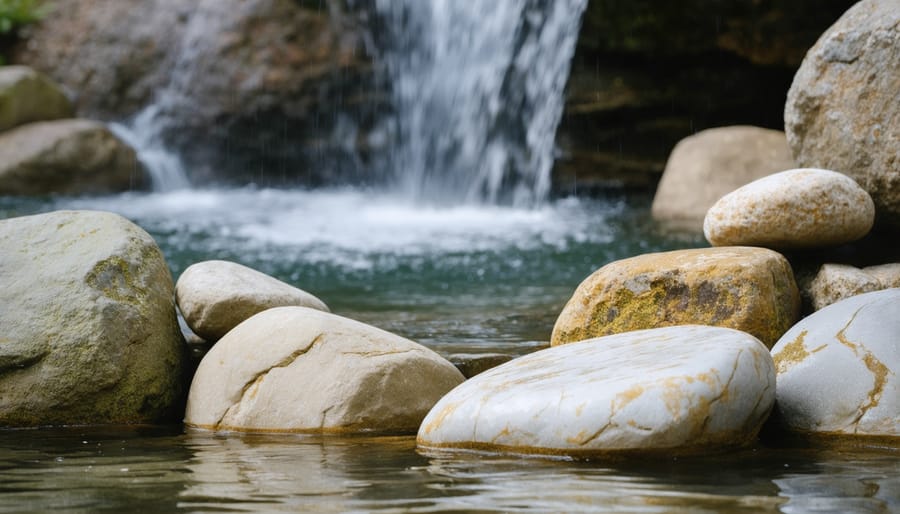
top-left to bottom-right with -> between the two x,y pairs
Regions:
784,0 -> 900,226
0,119 -> 146,195
0,65 -> 74,132
0,210 -> 186,426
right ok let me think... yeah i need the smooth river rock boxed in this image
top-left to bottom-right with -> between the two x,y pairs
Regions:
185,307 -> 465,434
784,0 -> 900,227
0,210 -> 185,426
0,119 -> 146,195
651,126 -> 794,229
0,65 -> 74,132
418,325 -> 775,458
176,260 -> 329,341
703,168 -> 875,249
771,288 -> 900,438
551,246 -> 799,348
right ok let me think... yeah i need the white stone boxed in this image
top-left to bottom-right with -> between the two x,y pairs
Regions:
185,306 -> 465,433
772,288 -> 900,437
703,168 -> 875,249
417,325 -> 775,457
176,260 -> 329,341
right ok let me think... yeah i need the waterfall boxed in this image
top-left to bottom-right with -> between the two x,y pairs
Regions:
371,0 -> 588,205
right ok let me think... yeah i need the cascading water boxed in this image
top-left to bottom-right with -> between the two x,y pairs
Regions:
370,0 -> 588,205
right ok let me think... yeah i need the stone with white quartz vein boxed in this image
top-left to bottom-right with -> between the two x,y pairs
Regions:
772,288 -> 900,437
417,325 -> 775,457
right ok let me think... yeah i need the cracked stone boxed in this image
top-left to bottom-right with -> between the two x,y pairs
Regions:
771,288 -> 900,438
417,325 -> 775,458
185,306 -> 464,434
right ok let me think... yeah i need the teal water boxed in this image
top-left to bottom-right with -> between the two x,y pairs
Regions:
1,189 -> 897,513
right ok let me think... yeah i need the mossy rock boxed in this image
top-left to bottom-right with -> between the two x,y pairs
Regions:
0,210 -> 186,426
551,246 -> 800,348
0,65 -> 73,132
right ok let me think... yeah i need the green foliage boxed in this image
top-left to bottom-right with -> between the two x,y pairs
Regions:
0,0 -> 45,35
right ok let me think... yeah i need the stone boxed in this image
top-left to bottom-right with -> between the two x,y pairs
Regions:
703,168 -> 875,249
175,260 -> 329,341
13,0 -> 377,185
771,288 -> 900,438
0,210 -> 185,426
551,246 -> 799,348
447,353 -> 514,379
0,119 -> 146,195
784,0 -> 900,227
418,325 -> 775,458
862,263 -> 900,288
651,126 -> 794,229
806,263 -> 882,311
0,65 -> 74,132
185,306 -> 465,434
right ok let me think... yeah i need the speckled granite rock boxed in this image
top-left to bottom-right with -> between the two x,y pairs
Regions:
704,168 -> 874,249
185,307 -> 464,434
418,325 -> 775,458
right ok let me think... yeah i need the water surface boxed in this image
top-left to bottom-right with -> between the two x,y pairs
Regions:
2,189 -> 896,513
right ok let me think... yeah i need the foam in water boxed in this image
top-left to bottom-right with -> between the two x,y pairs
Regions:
371,0 -> 588,205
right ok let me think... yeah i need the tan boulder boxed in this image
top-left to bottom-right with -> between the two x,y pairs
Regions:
551,246 -> 799,348
0,65 -> 74,132
651,126 -> 794,229
0,119 -> 145,195
185,307 -> 465,434
703,168 -> 874,249
175,260 -> 329,341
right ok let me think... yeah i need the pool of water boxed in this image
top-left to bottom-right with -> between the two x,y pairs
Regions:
1,188 -> 896,513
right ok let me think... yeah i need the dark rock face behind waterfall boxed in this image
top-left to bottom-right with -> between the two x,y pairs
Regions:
554,0 -> 859,193
12,0 -> 857,192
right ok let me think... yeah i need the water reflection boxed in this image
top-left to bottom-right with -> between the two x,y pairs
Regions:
0,427 -> 897,513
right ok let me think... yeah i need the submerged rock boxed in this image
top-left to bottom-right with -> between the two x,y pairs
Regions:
176,260 -> 329,341
551,246 -> 799,348
0,210 -> 185,426
703,168 -> 874,249
447,353 -> 514,379
784,0 -> 900,227
418,325 -> 775,458
0,119 -> 145,195
651,126 -> 794,229
185,307 -> 465,434
771,288 -> 900,438
0,65 -> 73,132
